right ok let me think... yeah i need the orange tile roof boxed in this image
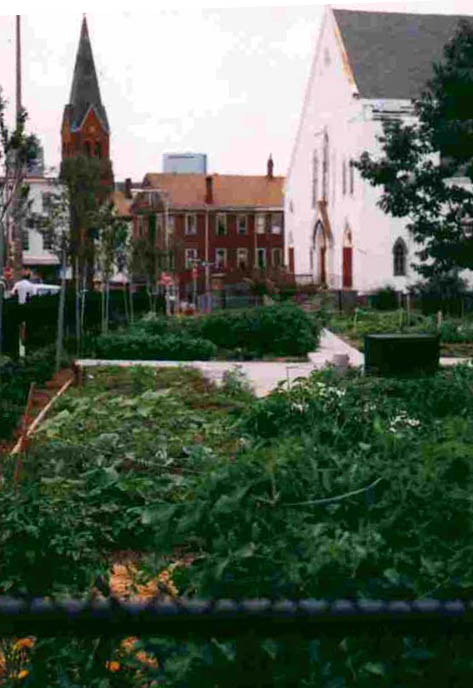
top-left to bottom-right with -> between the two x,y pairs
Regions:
111,189 -> 133,218
141,173 -> 284,209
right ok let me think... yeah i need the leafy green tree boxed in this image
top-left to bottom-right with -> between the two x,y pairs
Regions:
60,154 -> 109,289
0,90 -> 39,355
355,19 -> 473,279
94,201 -> 129,333
33,183 -> 71,368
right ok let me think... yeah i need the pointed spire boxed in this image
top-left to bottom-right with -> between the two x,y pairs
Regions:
267,154 -> 274,179
68,15 -> 109,132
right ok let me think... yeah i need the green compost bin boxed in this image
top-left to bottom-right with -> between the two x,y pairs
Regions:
364,334 -> 440,376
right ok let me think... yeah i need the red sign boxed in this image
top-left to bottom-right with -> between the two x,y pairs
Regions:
191,268 -> 198,279
3,266 -> 13,280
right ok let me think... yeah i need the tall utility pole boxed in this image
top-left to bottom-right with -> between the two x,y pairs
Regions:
16,16 -> 21,122
12,15 -> 24,280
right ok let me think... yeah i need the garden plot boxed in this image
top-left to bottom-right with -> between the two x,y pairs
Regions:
327,308 -> 473,359
5,364 -> 473,683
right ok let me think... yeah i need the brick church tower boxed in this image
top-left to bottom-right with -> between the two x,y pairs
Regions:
61,15 -> 114,189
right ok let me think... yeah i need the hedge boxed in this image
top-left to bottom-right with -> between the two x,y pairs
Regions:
93,332 -> 217,361
198,304 -> 319,356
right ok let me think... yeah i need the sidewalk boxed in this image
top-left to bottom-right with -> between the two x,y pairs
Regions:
76,329 -> 471,398
77,329 -> 363,398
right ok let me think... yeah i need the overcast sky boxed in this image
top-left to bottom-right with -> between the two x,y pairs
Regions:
2,0 -> 473,182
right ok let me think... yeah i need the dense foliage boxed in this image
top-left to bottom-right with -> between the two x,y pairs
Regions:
325,306 -> 473,356
1,290 -> 152,359
0,347 -> 61,440
3,365 -> 473,683
130,304 -> 320,358
94,331 -> 217,361
354,19 -> 473,278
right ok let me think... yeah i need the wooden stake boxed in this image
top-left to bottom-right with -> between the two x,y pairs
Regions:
13,381 -> 35,485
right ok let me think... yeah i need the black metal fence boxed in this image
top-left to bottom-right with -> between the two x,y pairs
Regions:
2,597 -> 473,684
1,597 -> 472,638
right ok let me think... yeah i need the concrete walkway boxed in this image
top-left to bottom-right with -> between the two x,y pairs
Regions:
76,329 -> 471,398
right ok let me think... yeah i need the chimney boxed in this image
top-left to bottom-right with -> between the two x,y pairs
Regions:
267,154 -> 274,179
205,174 -> 213,204
125,177 -> 132,199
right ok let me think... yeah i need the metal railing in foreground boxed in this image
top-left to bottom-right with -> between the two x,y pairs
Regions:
1,596 -> 473,637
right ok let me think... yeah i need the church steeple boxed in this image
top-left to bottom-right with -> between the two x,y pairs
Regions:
68,15 -> 109,133
61,15 -> 113,187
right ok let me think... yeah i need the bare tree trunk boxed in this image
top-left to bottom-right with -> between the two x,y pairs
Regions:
80,263 -> 87,351
55,246 -> 66,372
101,282 -> 105,335
123,281 -> 129,325
0,220 -> 4,358
75,256 -> 80,355
129,279 -> 134,324
105,279 -> 110,334
146,277 -> 153,313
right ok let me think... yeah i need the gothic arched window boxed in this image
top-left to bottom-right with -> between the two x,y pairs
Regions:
312,151 -> 318,208
393,238 -> 407,276
322,132 -> 329,201
95,141 -> 102,158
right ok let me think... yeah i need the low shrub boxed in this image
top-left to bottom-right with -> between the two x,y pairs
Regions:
128,305 -> 320,357
199,304 -> 319,356
370,285 -> 399,310
93,332 -> 217,361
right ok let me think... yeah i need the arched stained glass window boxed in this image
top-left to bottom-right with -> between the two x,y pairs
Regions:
393,238 -> 407,276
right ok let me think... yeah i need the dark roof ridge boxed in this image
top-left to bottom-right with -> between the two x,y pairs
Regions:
332,9 -> 473,100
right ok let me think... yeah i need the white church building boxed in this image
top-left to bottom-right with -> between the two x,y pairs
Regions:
285,7 -> 473,293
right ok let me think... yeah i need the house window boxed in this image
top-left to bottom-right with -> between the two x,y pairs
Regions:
215,248 -> 227,269
185,248 -> 198,268
255,214 -> 266,234
271,213 -> 283,234
342,160 -> 347,196
272,248 -> 283,268
237,215 -> 248,235
43,231 -> 53,251
166,215 -> 175,233
322,132 -> 329,201
84,141 -> 91,157
312,151 -> 318,208
95,141 -> 102,158
216,214 -> 227,236
393,238 -> 407,276
237,248 -> 248,270
21,229 -> 29,251
185,214 -> 197,235
256,247 -> 266,269
349,160 -> 355,195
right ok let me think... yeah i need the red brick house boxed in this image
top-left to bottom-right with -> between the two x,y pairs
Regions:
130,157 -> 285,299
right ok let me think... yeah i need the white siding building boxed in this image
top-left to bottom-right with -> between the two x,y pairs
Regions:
285,8 -> 473,293
23,176 -> 64,280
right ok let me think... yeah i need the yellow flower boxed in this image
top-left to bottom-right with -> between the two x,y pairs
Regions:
105,660 -> 121,672
13,637 -> 35,651
17,670 -> 29,680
